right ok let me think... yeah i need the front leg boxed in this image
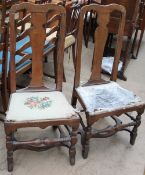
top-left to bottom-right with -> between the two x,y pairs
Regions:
130,111 -> 142,145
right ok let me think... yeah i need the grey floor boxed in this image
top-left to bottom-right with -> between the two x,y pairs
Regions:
0,34 -> 145,175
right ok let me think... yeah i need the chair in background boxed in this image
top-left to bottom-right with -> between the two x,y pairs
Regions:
101,0 -> 140,80
71,4 -> 145,159
0,0 -> 24,28
131,0 -> 145,58
83,0 -> 101,48
36,0 -> 81,74
5,3 -> 79,172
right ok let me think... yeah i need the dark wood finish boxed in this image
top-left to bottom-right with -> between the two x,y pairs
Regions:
101,0 -> 140,80
83,0 -> 101,47
4,3 -> 79,172
72,4 -> 145,159
0,25 -> 8,116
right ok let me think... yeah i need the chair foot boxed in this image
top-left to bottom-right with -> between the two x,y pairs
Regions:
131,54 -> 137,60
7,151 -> 13,172
117,71 -> 127,81
81,127 -> 90,159
82,145 -> 89,159
130,131 -> 137,145
69,147 -> 76,165
130,113 -> 141,145
69,153 -> 75,165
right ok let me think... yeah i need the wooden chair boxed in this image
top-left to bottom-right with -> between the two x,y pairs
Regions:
4,3 -> 79,172
0,0 -> 32,78
101,0 -> 140,80
71,4 -> 145,159
132,0 -> 145,58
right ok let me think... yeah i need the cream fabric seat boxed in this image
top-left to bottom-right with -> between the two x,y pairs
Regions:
46,28 -> 75,49
65,35 -> 75,48
6,91 -> 76,121
76,82 -> 143,116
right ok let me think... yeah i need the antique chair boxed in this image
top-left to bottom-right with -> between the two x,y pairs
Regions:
101,0 -> 140,80
71,4 -> 145,159
0,0 -> 32,77
132,0 -> 145,58
4,3 -> 79,172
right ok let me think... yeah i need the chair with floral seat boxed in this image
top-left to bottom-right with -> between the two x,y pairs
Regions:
71,4 -> 145,159
4,3 -> 79,172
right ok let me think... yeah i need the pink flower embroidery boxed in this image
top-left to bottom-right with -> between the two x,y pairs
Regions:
24,96 -> 52,109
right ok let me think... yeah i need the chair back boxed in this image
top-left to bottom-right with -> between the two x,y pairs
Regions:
9,3 -> 66,92
101,0 -> 139,22
73,4 -> 126,88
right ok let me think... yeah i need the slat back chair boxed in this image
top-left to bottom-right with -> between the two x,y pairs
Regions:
5,3 -> 79,172
72,4 -> 145,159
101,0 -> 140,80
0,0 -> 33,79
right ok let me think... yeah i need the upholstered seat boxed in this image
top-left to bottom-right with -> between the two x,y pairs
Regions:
0,51 -> 31,74
102,57 -> 123,74
6,91 -> 76,121
0,51 -> 31,73
16,36 -> 54,54
65,35 -> 75,48
46,29 -> 75,49
76,82 -> 143,115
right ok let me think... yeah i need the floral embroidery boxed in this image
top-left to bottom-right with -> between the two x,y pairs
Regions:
24,96 -> 52,109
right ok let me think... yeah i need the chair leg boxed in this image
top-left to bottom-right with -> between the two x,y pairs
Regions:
130,112 -> 141,145
6,133 -> 14,172
1,86 -> 8,113
82,126 -> 91,159
136,30 -> 145,57
71,92 -> 77,108
69,126 -> 78,165
131,28 -> 139,59
119,36 -> 131,81
53,49 -> 57,83
72,44 -> 75,68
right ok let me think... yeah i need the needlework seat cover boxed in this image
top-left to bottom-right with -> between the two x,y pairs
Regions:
6,91 -> 76,121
